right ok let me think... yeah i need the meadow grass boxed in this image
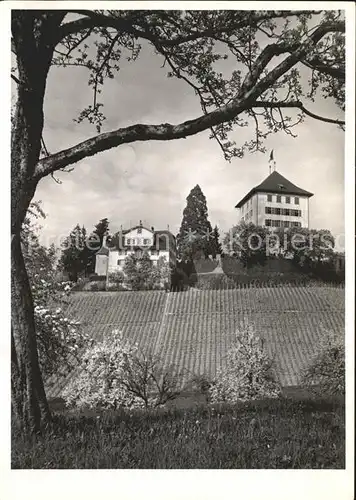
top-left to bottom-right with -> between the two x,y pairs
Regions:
12,397 -> 344,469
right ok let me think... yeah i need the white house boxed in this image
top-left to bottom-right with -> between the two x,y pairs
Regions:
95,222 -> 177,277
235,170 -> 314,229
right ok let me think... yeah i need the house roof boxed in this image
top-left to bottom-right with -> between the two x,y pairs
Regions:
235,171 -> 314,208
121,224 -> 153,234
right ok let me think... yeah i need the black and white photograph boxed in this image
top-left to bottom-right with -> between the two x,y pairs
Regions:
2,1 -> 355,499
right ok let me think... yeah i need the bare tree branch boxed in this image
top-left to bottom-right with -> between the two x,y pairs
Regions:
300,56 -> 345,81
239,20 -> 344,101
34,19 -> 344,180
254,100 -> 345,125
56,10 -> 322,47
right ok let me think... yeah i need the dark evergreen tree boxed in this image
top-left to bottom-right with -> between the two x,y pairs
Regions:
177,185 -> 213,261
94,218 -> 110,246
86,218 -> 110,274
212,225 -> 223,258
58,224 -> 88,281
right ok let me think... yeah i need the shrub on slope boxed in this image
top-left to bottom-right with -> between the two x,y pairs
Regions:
210,324 -> 281,403
302,328 -> 345,397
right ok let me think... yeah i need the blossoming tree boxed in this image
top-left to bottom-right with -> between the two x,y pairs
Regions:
210,324 -> 281,403
63,330 -> 182,410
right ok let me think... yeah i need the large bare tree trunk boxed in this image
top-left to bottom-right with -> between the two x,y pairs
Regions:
11,234 -> 51,433
11,11 -> 63,433
11,110 -> 51,432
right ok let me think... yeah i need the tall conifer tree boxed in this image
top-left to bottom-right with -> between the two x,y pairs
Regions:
86,218 -> 110,274
177,185 -> 213,261
212,225 -> 223,258
58,224 -> 88,281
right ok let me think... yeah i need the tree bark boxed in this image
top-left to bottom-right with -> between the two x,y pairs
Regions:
11,12 -> 60,433
11,234 -> 51,433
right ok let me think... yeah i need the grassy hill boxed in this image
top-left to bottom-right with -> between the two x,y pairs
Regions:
46,285 -> 345,398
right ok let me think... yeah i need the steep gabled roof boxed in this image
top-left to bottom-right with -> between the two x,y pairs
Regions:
122,225 -> 153,234
235,171 -> 314,208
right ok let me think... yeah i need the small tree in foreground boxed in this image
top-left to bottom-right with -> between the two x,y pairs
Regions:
302,328 -> 345,397
210,324 -> 281,403
63,330 -> 182,410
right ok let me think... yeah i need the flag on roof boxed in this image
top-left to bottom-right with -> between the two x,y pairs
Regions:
269,149 -> 274,162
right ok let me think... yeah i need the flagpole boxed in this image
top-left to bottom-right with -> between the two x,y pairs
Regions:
269,149 -> 274,174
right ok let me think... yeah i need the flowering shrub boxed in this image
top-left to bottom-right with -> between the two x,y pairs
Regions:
302,328 -> 345,397
210,324 -> 281,403
32,277 -> 91,378
22,202 -> 91,378
63,330 -> 182,410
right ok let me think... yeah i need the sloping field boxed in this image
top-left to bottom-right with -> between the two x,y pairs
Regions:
46,286 -> 344,398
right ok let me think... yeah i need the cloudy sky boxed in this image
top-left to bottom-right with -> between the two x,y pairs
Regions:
29,13 -> 344,250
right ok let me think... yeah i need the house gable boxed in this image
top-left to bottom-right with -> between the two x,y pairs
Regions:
124,227 -> 154,247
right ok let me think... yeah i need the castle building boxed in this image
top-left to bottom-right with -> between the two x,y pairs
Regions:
235,170 -> 314,229
95,222 -> 177,277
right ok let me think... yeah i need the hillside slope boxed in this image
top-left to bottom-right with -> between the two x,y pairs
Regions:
46,286 -> 344,398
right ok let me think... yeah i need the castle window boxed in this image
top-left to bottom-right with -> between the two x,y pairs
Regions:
265,219 -> 272,226
267,194 -> 272,202
137,227 -> 142,234
143,238 -> 150,245
276,195 -> 281,203
286,196 -> 290,204
265,207 -> 272,214
294,197 -> 299,204
126,238 -> 131,245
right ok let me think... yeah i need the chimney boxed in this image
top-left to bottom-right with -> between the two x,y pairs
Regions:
139,220 -> 143,227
